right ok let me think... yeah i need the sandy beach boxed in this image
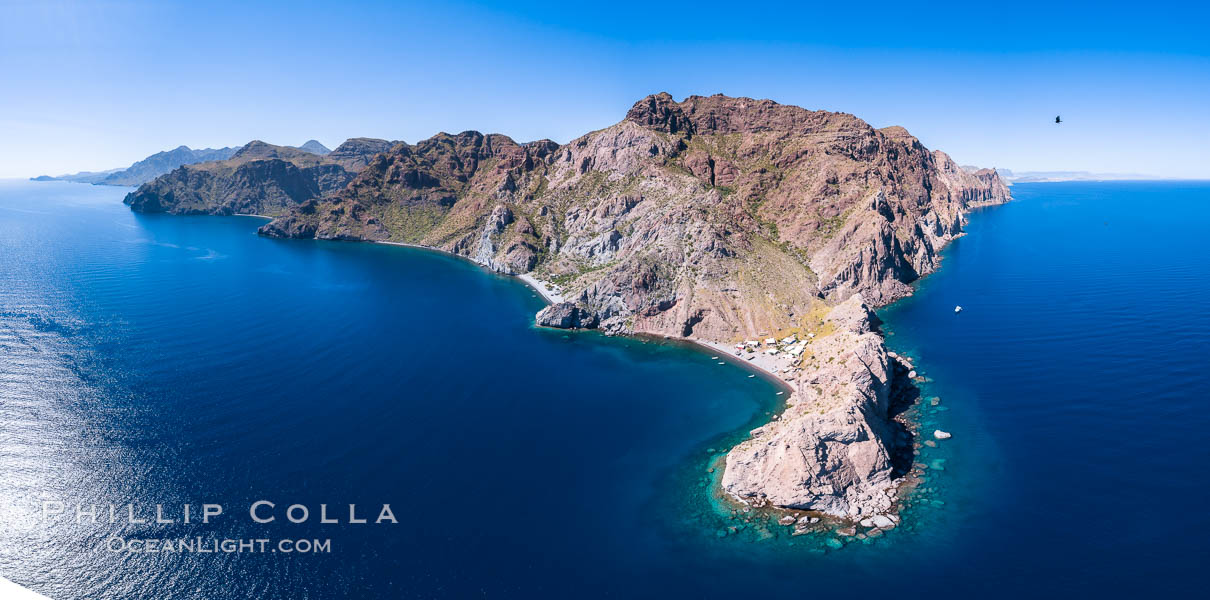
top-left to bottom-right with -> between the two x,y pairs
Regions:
516,274 -> 565,304
688,338 -> 799,395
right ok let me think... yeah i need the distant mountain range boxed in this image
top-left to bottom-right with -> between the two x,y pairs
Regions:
961,166 -> 1169,183
33,141 -> 334,187
123,138 -> 399,215
297,140 -> 331,155
29,169 -> 122,184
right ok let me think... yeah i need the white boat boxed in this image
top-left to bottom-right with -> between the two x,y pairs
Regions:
954,305 -> 963,313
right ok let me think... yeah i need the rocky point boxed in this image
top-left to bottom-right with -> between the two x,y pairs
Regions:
125,93 -> 1011,520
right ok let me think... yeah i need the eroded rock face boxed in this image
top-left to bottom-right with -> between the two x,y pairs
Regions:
721,295 -> 900,518
134,94 -> 1008,338
242,93 -> 1008,340
535,302 -> 599,329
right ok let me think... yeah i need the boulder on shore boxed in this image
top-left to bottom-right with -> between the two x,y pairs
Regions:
535,302 -> 599,329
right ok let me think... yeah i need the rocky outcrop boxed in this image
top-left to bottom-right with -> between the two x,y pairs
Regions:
721,295 -> 902,518
535,302 -> 599,329
324,137 -> 398,171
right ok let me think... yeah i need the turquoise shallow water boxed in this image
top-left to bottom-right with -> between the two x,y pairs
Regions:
1,179 -> 1208,598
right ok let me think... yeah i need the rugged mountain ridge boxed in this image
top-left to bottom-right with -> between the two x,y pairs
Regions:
123,138 -> 397,215
125,94 -> 1010,519
255,93 -> 1009,336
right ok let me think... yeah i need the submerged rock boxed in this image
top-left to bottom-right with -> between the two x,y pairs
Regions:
872,515 -> 895,529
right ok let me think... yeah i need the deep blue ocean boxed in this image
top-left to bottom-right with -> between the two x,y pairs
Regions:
1,179 -> 1207,598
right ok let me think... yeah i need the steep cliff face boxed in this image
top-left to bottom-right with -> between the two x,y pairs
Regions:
258,93 -> 1008,339
123,139 -> 393,216
325,137 -> 399,171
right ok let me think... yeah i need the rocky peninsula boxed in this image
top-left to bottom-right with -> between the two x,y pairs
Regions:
123,93 -> 1010,523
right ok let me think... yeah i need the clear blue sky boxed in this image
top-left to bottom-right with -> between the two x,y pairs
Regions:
2,0 -> 1207,178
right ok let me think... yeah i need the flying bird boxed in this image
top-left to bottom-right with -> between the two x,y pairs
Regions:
1055,115 -> 1062,124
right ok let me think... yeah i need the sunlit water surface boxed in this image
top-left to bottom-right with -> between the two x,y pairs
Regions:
1,180 -> 1207,598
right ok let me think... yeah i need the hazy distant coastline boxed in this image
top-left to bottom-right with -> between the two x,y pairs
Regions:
962,166 -> 1174,184
32,141 -> 330,188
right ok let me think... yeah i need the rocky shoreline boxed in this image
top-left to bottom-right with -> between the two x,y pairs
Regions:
717,295 -> 906,521
121,92 -> 1010,528
353,230 -> 924,528
353,223 -> 947,532
506,259 -> 938,528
